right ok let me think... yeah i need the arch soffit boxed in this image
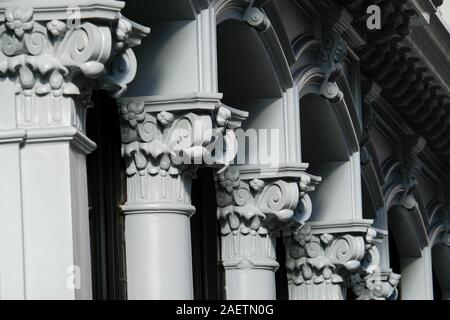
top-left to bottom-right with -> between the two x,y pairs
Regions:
214,0 -> 293,91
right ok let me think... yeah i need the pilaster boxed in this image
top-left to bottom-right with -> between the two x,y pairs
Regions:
0,0 -> 148,299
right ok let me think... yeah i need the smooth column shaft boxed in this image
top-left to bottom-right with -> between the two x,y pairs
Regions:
224,268 -> 276,300
125,212 -> 194,300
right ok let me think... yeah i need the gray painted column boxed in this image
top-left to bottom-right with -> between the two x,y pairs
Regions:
0,0 -> 147,299
117,3 -> 230,299
216,166 -> 318,300
118,95 -> 247,299
0,78 -> 26,299
400,246 -> 434,300
123,172 -> 196,299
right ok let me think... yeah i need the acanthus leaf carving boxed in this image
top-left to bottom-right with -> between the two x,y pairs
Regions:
285,224 -> 399,300
286,224 -> 366,287
119,98 -> 248,203
317,32 -> 347,103
351,270 -> 401,300
0,6 -> 149,99
216,167 -> 320,272
216,168 -> 320,237
400,134 -> 427,196
120,100 -> 248,179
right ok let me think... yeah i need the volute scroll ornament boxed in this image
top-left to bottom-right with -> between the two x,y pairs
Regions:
216,166 -> 320,271
119,97 -> 248,205
216,167 -> 321,237
0,4 -> 149,100
244,7 -> 270,32
317,32 -> 348,103
285,224 -> 400,300
119,101 -> 247,179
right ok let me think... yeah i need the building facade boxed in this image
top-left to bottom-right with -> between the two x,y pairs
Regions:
0,0 -> 449,300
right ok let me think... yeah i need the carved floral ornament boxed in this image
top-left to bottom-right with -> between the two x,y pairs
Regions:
351,270 -> 400,300
244,7 -> 271,32
119,101 -> 239,178
215,167 -> 321,237
400,135 -> 427,196
317,32 -> 348,103
285,224 -> 400,300
0,6 -> 147,99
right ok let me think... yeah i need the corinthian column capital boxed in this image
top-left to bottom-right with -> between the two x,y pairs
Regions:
117,93 -> 248,299
216,165 -> 320,300
216,167 -> 320,238
216,166 -> 320,270
118,94 -> 248,210
285,221 -> 399,300
0,1 -> 149,131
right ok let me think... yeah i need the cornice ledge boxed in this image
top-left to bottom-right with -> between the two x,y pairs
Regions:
0,0 -> 125,22
119,92 -> 224,112
235,163 -> 311,180
307,219 -> 375,236
0,128 -> 27,144
25,126 -> 97,154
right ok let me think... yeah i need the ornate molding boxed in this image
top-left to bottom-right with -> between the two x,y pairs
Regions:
0,2 -> 149,132
360,81 -> 381,149
119,94 -> 248,206
216,167 -> 320,270
400,134 -> 427,196
336,0 -> 450,165
284,223 -> 400,300
216,168 -> 320,236
244,7 -> 270,32
285,225 -> 368,289
317,32 -> 347,103
0,6 -> 147,97
317,9 -> 352,103
351,270 -> 400,300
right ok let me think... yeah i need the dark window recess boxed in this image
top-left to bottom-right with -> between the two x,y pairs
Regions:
388,228 -> 402,300
191,168 -> 220,299
433,270 -> 442,300
86,91 -> 127,300
275,237 -> 289,300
